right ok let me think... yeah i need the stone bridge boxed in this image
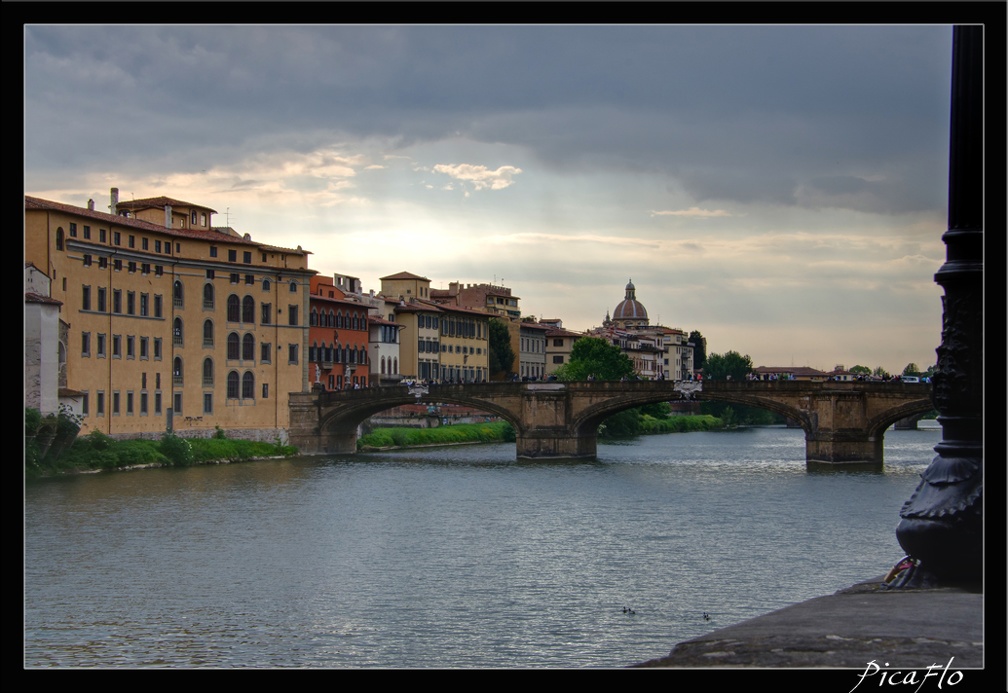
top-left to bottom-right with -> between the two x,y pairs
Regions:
288,379 -> 934,465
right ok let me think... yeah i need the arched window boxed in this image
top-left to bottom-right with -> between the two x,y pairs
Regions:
328,310 -> 335,328
227,332 -> 240,360
289,280 -> 298,293
202,358 -> 214,386
173,356 -> 183,385
381,356 -> 387,375
262,278 -> 271,292
393,357 -> 398,375
203,319 -> 214,347
227,295 -> 240,322
334,343 -> 342,363
203,283 -> 214,309
227,371 -> 240,399
56,228 -> 64,251
173,317 -> 184,346
310,308 -> 318,327
242,371 -> 255,399
242,295 -> 255,323
173,280 -> 184,308
242,333 -> 255,360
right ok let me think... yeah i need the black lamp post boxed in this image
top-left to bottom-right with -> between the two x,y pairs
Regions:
892,25 -> 984,589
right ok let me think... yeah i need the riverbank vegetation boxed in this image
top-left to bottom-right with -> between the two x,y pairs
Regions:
357,421 -> 516,450
25,407 -> 297,479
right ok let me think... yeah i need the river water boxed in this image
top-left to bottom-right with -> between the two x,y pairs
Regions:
23,422 -> 942,669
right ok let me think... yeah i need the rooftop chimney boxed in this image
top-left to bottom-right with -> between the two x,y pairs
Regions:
165,205 -> 172,229
110,188 -> 119,215
87,199 -> 95,211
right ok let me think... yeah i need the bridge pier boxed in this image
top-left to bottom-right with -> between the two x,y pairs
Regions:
805,431 -> 884,466
516,429 -> 597,460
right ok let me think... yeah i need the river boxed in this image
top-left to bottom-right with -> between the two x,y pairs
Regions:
23,422 -> 941,669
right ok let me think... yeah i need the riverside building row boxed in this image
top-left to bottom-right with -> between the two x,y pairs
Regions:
24,189 -> 697,441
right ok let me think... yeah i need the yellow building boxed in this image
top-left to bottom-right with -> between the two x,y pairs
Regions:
24,189 -> 315,442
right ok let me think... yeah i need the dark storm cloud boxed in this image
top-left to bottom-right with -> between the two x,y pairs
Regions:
25,24 -> 951,214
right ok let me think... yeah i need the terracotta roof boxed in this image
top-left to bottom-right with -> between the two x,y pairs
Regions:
380,271 -> 430,281
24,291 -> 62,306
25,195 -> 307,254
115,196 -> 217,214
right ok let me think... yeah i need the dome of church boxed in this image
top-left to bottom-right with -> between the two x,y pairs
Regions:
612,279 -> 648,324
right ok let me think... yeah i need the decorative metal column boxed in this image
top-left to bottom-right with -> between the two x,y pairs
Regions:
892,26 -> 983,588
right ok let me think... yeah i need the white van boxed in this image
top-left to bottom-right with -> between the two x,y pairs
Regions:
901,376 -> 920,383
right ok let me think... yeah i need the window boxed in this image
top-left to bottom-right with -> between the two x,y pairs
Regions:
203,319 -> 214,347
289,281 -> 298,293
82,286 -> 91,311
261,303 -> 272,324
173,281 -> 183,308
126,391 -> 133,414
114,259 -> 122,271
261,343 -> 271,364
210,246 -> 218,258
129,234 -> 135,248
227,333 -> 240,360
553,355 -> 565,364
227,295 -> 240,322
173,318 -> 184,346
288,305 -> 298,326
83,254 -> 92,267
128,261 -> 136,273
140,336 -> 149,360
230,273 -> 240,284
203,283 -> 215,309
127,291 -> 136,315
203,393 -> 213,414
262,383 -> 269,399
191,210 -> 198,226
154,295 -> 163,317
112,334 -> 121,358
83,225 -> 91,240
154,338 -> 162,360
242,296 -> 255,323
201,213 -> 207,227
173,357 -> 183,386
155,240 -> 162,253
242,372 -> 254,399
96,391 -> 104,415
243,251 -> 252,264
142,237 -> 149,250
242,333 -> 255,361
113,289 -> 122,314
97,334 -> 107,358
142,263 -> 150,275
228,249 -> 237,262
227,371 -> 239,399
56,228 -> 64,251
173,393 -> 182,415
99,256 -> 108,269
203,358 -> 214,387
82,393 -> 89,416
262,278 -> 271,292
99,228 -> 107,243
140,293 -> 149,317
288,344 -> 298,364
70,222 -> 77,237
245,274 -> 254,285
155,265 -> 163,276
81,332 -> 91,357
113,231 -> 121,246
126,336 -> 135,359
140,392 -> 148,415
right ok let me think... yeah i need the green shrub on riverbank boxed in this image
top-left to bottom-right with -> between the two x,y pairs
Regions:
638,414 -> 723,434
26,425 -> 298,479
357,421 -> 516,450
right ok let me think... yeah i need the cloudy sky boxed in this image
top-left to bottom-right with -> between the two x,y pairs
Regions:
23,22 -> 960,375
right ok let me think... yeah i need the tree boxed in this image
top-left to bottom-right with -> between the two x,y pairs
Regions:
554,336 -> 635,381
488,318 -> 515,379
702,350 -> 753,381
850,365 -> 872,376
688,330 -> 707,372
902,363 -> 921,377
